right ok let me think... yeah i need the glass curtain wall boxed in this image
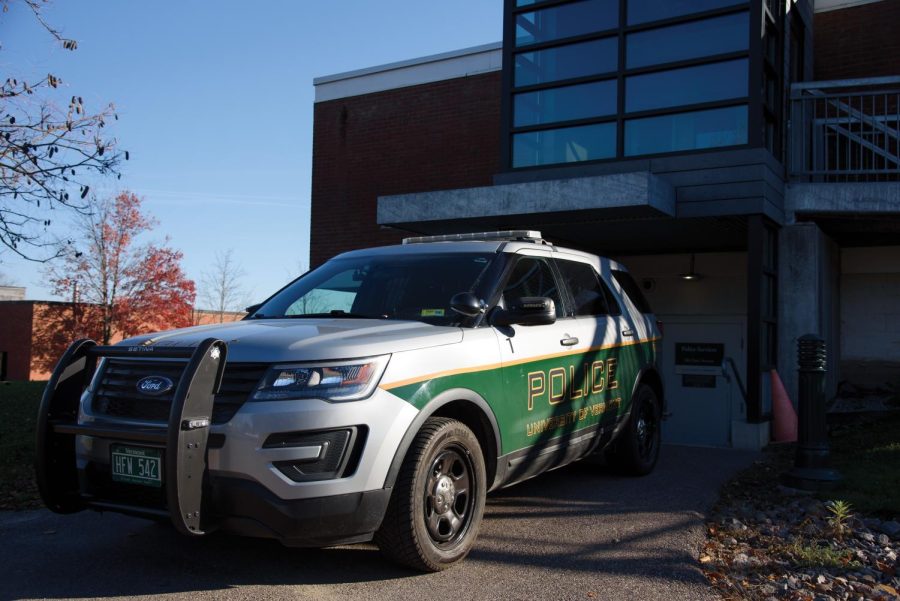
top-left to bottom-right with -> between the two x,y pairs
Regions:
507,0 -> 755,168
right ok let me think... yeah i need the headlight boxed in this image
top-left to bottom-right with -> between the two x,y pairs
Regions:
250,355 -> 390,402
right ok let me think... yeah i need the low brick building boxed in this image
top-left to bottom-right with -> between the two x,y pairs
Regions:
0,301 -> 244,381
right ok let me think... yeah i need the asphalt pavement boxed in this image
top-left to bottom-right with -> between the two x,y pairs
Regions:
0,445 -> 757,601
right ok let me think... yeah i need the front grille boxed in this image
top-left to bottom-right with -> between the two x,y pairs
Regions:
92,359 -> 267,424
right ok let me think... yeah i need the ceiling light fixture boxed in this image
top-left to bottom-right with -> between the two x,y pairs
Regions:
679,254 -> 703,281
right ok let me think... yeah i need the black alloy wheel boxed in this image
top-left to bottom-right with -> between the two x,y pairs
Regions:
606,384 -> 661,476
423,445 -> 476,546
375,417 -> 486,571
634,393 -> 659,465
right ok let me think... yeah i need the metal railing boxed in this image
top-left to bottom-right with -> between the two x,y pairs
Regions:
789,76 -> 900,182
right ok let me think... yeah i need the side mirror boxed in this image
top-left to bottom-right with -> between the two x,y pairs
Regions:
450,292 -> 485,317
245,303 -> 262,315
491,296 -> 556,327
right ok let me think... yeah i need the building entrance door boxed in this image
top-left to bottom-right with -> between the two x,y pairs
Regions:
660,320 -> 745,447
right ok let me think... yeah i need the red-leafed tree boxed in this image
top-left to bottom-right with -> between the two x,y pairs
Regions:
47,191 -> 195,344
117,246 -> 197,337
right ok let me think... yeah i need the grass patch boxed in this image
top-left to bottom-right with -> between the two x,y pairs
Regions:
786,539 -> 863,570
0,381 -> 45,510
828,413 -> 900,517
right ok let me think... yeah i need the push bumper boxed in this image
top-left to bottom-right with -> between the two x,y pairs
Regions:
35,338 -> 227,534
36,339 -> 415,546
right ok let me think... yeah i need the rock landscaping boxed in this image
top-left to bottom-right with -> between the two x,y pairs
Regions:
702,442 -> 900,600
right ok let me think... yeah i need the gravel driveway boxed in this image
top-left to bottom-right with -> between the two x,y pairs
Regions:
0,445 -> 757,601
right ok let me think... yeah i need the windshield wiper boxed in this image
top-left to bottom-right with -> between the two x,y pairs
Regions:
283,310 -> 388,319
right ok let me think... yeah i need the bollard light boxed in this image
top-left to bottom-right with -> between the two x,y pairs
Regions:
781,334 -> 841,491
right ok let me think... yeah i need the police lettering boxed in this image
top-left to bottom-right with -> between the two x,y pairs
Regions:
527,358 -> 618,411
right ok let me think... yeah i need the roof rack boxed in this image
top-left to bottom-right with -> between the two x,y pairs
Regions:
402,230 -> 550,245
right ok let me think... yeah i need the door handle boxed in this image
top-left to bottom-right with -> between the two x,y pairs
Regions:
560,337 -> 579,346
622,329 -> 635,337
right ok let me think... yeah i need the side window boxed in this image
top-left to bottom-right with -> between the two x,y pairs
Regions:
556,259 -> 621,317
555,260 -> 609,317
601,279 -> 622,316
502,257 -> 564,317
612,269 -> 653,314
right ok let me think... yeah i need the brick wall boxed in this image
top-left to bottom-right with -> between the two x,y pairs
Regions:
0,301 -> 251,381
0,302 -> 34,381
310,71 -> 502,267
30,302 -> 106,381
193,309 -> 245,325
814,1 -> 900,80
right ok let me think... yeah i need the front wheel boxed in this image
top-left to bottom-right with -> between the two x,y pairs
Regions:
606,384 -> 661,476
375,417 -> 486,571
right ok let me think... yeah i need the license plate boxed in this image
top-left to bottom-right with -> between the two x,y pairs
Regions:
110,445 -> 162,487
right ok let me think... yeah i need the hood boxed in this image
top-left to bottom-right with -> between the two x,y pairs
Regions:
118,318 -> 463,363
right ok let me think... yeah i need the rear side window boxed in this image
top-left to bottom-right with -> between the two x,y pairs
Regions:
555,260 -> 619,317
612,270 -> 653,314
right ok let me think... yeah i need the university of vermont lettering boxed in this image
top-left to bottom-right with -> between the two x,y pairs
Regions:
525,357 -> 621,437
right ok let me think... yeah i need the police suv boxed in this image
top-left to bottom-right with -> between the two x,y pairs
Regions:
36,231 -> 664,571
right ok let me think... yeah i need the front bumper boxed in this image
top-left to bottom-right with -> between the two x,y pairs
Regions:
38,338 -> 418,546
209,477 -> 391,546
74,387 -> 417,543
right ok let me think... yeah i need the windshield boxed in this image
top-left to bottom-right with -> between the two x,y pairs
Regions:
251,252 -> 500,326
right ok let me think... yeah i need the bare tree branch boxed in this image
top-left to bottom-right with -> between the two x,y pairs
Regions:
0,0 -> 126,261
200,249 -> 248,322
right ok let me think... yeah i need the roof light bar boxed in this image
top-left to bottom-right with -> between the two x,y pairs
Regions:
402,230 -> 546,245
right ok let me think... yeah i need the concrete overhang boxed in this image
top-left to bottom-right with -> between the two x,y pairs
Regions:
787,182 -> 900,217
787,182 -> 900,245
377,172 -> 675,233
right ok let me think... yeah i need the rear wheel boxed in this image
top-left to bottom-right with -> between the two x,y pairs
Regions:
375,417 -> 486,571
606,384 -> 661,476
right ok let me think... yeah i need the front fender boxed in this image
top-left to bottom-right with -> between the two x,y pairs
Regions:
381,388 -> 501,490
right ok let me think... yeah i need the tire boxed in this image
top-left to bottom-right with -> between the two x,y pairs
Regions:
375,417 -> 486,572
606,384 -> 661,476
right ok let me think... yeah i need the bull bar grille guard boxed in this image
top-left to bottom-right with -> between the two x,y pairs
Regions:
34,338 -> 228,536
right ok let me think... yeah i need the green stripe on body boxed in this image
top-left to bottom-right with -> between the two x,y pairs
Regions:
387,340 -> 656,455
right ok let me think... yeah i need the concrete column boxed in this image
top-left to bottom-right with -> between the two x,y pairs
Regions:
777,223 -> 840,407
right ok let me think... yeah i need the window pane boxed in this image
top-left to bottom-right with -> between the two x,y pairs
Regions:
625,59 -> 747,113
624,105 -> 748,156
601,279 -> 622,315
763,274 -> 775,318
516,0 -> 619,47
627,0 -> 746,25
515,37 -> 617,87
626,12 -> 749,69
513,122 -> 616,167
612,271 -> 653,314
503,258 -> 564,317
514,80 -> 616,127
556,260 -> 611,316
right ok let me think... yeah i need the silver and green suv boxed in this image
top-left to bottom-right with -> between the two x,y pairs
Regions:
36,231 -> 664,571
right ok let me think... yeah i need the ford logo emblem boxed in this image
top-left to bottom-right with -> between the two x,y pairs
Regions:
136,376 -> 174,396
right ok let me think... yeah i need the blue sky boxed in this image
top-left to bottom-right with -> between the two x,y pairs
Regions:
0,1 -> 501,305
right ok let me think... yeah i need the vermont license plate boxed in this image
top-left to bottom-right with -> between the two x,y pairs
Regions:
110,445 -> 162,487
